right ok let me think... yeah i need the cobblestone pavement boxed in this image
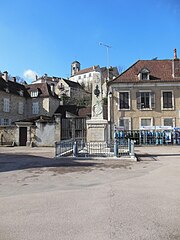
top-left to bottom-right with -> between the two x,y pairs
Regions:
0,146 -> 180,240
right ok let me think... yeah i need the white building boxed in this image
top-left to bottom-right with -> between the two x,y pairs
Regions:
70,61 -> 119,98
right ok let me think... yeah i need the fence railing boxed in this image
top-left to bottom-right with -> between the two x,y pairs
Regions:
78,142 -> 114,157
55,139 -> 74,157
55,139 -> 135,158
55,138 -> 84,157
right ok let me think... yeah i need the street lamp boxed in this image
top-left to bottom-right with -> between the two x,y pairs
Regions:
99,42 -> 112,81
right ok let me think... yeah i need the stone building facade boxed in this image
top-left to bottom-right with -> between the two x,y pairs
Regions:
108,49 -> 180,133
31,74 -> 89,104
0,73 -> 62,146
70,62 -> 119,97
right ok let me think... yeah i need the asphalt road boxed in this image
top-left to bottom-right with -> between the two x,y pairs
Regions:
0,146 -> 180,240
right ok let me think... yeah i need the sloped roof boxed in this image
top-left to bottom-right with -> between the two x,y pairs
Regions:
0,77 -> 29,97
26,83 -> 59,98
63,79 -> 83,89
73,66 -> 99,75
109,59 -> 180,84
54,105 -> 79,118
14,115 -> 54,123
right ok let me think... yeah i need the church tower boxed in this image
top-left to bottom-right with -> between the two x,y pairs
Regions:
71,61 -> 80,76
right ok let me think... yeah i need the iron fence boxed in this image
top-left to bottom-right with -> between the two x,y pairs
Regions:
55,139 -> 135,158
55,139 -> 74,157
55,138 -> 84,157
78,142 -> 114,157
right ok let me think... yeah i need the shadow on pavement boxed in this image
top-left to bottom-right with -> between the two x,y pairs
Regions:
0,152 -> 101,173
136,153 -> 180,161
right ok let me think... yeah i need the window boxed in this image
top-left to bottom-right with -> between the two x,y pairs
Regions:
142,73 -> 148,80
3,98 -> 10,112
59,83 -> 64,90
119,118 -> 131,130
18,102 -> 24,114
137,92 -> 155,110
3,119 -> 9,125
163,118 -> 174,127
5,88 -> 9,93
162,91 -> 173,109
1,118 -> 10,125
78,76 -> 81,80
119,92 -> 130,110
139,68 -> 150,80
84,74 -> 86,78
31,91 -> 38,97
89,73 -> 91,77
32,102 -> 39,114
140,118 -> 153,127
19,90 -> 24,96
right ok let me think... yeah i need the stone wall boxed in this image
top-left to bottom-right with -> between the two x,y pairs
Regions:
33,122 -> 55,147
0,91 -> 27,123
0,126 -> 17,145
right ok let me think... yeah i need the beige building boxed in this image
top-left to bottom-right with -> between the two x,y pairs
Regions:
0,73 -> 61,125
0,72 -> 28,125
108,49 -> 180,133
26,83 -> 60,118
55,78 -> 90,104
32,73 -> 89,104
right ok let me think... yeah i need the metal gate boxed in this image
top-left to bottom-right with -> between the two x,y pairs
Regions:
61,117 -> 86,141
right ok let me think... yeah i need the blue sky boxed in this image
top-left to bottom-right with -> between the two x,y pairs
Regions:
0,0 -> 179,82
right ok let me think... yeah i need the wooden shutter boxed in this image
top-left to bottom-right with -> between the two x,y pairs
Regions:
136,92 -> 141,109
151,92 -> 155,108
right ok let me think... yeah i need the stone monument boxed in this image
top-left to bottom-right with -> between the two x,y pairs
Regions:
86,72 -> 108,142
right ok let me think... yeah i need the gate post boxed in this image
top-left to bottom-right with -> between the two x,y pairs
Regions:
128,138 -> 131,155
130,140 -> 134,157
73,141 -> 78,157
114,140 -> 118,157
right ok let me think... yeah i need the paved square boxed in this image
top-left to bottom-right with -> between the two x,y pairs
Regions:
0,146 -> 180,240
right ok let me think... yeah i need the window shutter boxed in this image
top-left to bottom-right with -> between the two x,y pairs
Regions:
151,92 -> 155,108
136,92 -> 141,109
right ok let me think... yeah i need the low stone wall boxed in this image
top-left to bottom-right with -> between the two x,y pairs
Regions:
0,126 -> 17,146
0,115 -> 62,147
33,122 -> 55,147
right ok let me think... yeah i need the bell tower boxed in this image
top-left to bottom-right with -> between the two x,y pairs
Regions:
71,61 -> 80,76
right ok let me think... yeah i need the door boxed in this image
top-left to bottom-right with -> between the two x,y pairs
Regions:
19,127 -> 27,146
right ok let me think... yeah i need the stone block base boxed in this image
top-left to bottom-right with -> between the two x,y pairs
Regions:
86,119 -> 108,142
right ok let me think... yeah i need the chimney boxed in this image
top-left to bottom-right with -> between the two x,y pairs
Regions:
50,83 -> 55,95
172,48 -> 180,78
44,73 -> 48,82
174,48 -> 177,59
12,77 -> 16,82
2,71 -> 8,81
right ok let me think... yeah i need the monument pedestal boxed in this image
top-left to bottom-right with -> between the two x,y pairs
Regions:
86,118 -> 108,142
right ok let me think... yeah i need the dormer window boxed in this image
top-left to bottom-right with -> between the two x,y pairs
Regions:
19,90 -> 24,96
139,68 -> 150,80
31,90 -> 38,97
58,83 -> 64,90
5,88 -> 9,93
142,72 -> 148,80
